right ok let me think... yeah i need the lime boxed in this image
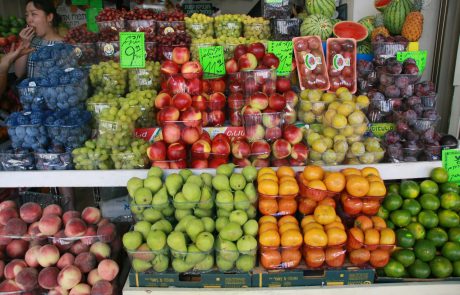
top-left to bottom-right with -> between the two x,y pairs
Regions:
387,220 -> 395,229
408,259 -> 431,278
420,179 -> 439,195
400,180 -> 420,199
390,209 -> 412,227
407,222 -> 426,240
441,241 -> 460,261
426,227 -> 449,248
377,206 -> 389,220
454,261 -> 460,276
440,192 -> 460,211
449,227 -> 460,243
393,249 -> 416,267
438,210 -> 460,228
388,183 -> 400,194
419,194 -> 440,210
430,167 -> 449,184
414,239 -> 436,262
402,199 -> 422,216
418,210 -> 439,229
441,182 -> 460,194
383,193 -> 403,211
384,259 -> 406,278
396,228 -> 415,248
430,256 -> 453,278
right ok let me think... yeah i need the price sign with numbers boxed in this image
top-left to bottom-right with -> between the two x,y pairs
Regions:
199,46 -> 225,77
119,32 -> 145,69
268,41 -> 293,76
72,0 -> 88,5
397,50 -> 428,75
442,149 -> 460,183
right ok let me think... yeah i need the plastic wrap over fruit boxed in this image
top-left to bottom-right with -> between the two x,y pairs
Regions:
326,38 -> 357,93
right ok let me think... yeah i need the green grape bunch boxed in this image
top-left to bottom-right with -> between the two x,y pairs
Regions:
128,61 -> 161,92
214,14 -> 245,38
111,139 -> 149,169
243,17 -> 271,40
72,139 -> 113,170
90,61 -> 128,96
185,13 -> 214,39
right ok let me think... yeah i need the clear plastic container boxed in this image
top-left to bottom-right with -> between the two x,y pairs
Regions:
96,41 -> 120,62
97,20 -> 126,32
34,152 -> 73,170
40,80 -> 88,111
145,42 -> 157,61
302,244 -> 347,268
420,94 -> 437,109
345,150 -> 385,165
270,19 -> 300,41
186,22 -> 214,39
96,120 -> 135,149
190,41 -> 216,61
0,148 -> 35,171
157,44 -> 190,62
298,180 -> 339,202
258,193 -> 298,217
214,20 -> 243,38
150,159 -> 188,169
7,124 -> 48,151
326,38 -> 357,93
414,116 -> 440,132
128,63 -> 161,92
372,41 -> 407,59
111,151 -> 149,169
216,248 -> 257,273
170,248 -> 214,274
229,69 -> 276,98
127,247 -> 170,273
17,82 -> 45,111
259,246 -> 302,270
157,21 -> 186,35
74,42 -> 98,67
162,73 -> 203,94
243,21 -> 271,40
46,121 -> 91,150
90,62 -> 127,96
243,112 -> 284,142
369,98 -> 403,114
192,92 -> 226,127
19,191 -> 73,210
160,120 -> 203,145
262,0 -> 291,19
72,146 -> 113,170
308,150 -> 346,166
339,192 -> 384,217
298,101 -> 328,124
228,95 -> 246,127
126,19 -> 156,33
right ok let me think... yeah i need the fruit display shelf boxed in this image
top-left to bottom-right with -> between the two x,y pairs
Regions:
0,161 -> 442,188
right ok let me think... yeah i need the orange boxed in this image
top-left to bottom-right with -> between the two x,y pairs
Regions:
335,216 -> 342,222
279,181 -> 299,196
278,215 -> 299,227
304,228 -> 328,247
302,222 -> 323,232
380,228 -> 396,245
281,248 -> 302,268
324,221 -> 345,231
304,247 -> 325,268
346,175 -> 370,197
260,249 -> 282,270
313,205 -> 337,225
324,172 -> 346,192
341,168 -> 361,177
366,175 -> 383,183
303,165 -> 324,181
258,173 -> 278,183
371,216 -> 387,230
326,228 -> 347,246
259,167 -> 276,177
258,197 -> 278,215
325,247 -> 346,267
259,230 -> 281,247
307,180 -> 327,191
281,229 -> 303,247
361,167 -> 380,177
279,222 -> 300,235
348,227 -> 364,250
354,215 -> 373,231
277,166 -> 296,178
278,198 -> 297,215
367,181 -> 386,197
300,215 -> 316,228
259,215 -> 277,225
279,176 -> 296,183
259,222 -> 278,234
318,197 -> 336,209
298,197 -> 317,215
258,179 -> 279,196
364,228 -> 380,246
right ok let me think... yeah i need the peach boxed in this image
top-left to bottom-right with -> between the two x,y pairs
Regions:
249,92 -> 269,111
250,140 -> 271,159
69,283 -> 91,295
19,202 -> 42,223
268,93 -> 286,112
167,142 -> 186,161
81,207 -> 101,225
284,109 -> 297,125
87,269 -> 103,286
154,92 -> 172,110
284,90 -> 299,107
252,158 -> 270,167
160,60 -> 179,75
65,218 -> 87,237
191,159 -> 208,168
0,226 -> 11,245
0,207 -> 19,225
43,204 -> 63,217
39,214 -> 62,236
37,244 -> 60,267
290,159 -> 306,166
146,141 -> 167,161
242,105 -> 261,116
28,221 -> 41,236
96,223 -> 116,243
272,139 -> 292,160
276,77 -> 291,93
245,124 -> 265,141
6,239 -> 29,258
231,139 -> 251,159
97,259 -> 119,281
265,127 -> 282,141
191,139 -> 211,160
4,218 -> 27,236
0,279 -> 21,292
38,267 -> 60,289
62,211 -> 80,225
181,127 -> 201,145
211,138 -> 231,155
172,47 -> 190,65
161,123 -> 181,144
272,158 -> 290,167
181,61 -> 203,80
25,245 -> 41,267
53,230 -> 72,251
291,143 -> 309,162
90,280 -> 113,295
74,252 -> 96,273
262,111 -> 281,129
225,58 -> 239,74
209,92 -> 226,110
57,265 -> 82,290
186,77 -> 203,95
152,161 -> 170,169
0,200 -> 16,211
4,259 -> 27,280
81,225 -> 98,245
180,107 -> 202,126
238,53 -> 258,71
172,93 -> 192,111
210,79 -> 226,93
166,75 -> 187,94
49,286 -> 69,295
57,253 -> 75,270
70,241 -> 90,256
191,94 -> 207,111
97,218 -> 109,227
15,267 -> 38,291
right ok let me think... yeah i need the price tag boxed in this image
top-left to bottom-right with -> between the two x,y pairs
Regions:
119,32 -> 145,69
368,123 -> 395,138
72,0 -> 88,5
442,149 -> 460,183
268,41 -> 293,76
397,50 -> 428,75
265,0 -> 284,3
89,0 -> 103,9
85,8 -> 100,33
199,46 -> 225,77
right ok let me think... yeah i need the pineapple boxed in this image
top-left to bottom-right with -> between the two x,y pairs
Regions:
402,0 -> 424,41
371,13 -> 390,40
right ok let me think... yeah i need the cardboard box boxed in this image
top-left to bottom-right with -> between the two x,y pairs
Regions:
129,269 -> 252,288
251,266 -> 375,287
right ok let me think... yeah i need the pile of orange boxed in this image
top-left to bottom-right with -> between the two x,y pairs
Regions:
347,215 -> 396,268
259,216 -> 303,269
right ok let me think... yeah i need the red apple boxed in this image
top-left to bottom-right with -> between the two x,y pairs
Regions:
291,143 -> 309,162
244,77 -> 260,94
245,124 -> 265,141
265,127 -> 282,141
284,108 -> 297,124
284,90 -> 299,107
272,139 -> 292,159
154,92 -> 172,110
231,139 -> 251,159
166,75 -> 187,94
272,158 -> 290,167
250,140 -> 270,159
172,47 -> 190,65
152,161 -> 170,169
211,138 -> 231,156
262,53 -> 280,69
192,94 -> 208,111
276,77 -> 291,93
201,80 -> 211,94
167,142 -> 186,160
180,107 -> 202,127
262,79 -> 276,96
289,158 -> 306,166
181,61 -> 203,80
200,131 -> 212,145
248,42 -> 266,60
160,60 -> 179,75
209,157 -> 228,168
229,111 -> 242,126
209,110 -> 225,126
249,92 -> 269,110
158,106 -> 180,122
252,158 -> 270,167
233,158 -> 251,167
225,59 -> 239,74
268,93 -> 286,111
191,139 -> 211,160
181,127 -> 201,145
201,111 -> 209,126
262,110 -> 281,129
186,78 -> 202,95
162,123 -> 181,144
233,44 -> 248,60
209,92 -> 226,110
170,159 -> 187,169
283,125 -> 303,145
210,79 -> 226,93
228,93 -> 245,109
214,134 -> 231,146
146,141 -> 167,161
191,159 -> 208,168
172,93 -> 192,111
238,53 -> 258,71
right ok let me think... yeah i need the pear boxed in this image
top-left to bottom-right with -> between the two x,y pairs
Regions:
246,204 -> 257,219
215,217 -> 229,232
173,192 -> 195,210
216,190 -> 234,211
216,239 -> 239,261
236,254 -> 256,272
217,256 -> 235,271
147,230 -> 166,251
132,258 -> 152,272
172,258 -> 193,273
195,231 -> 214,252
181,183 -> 201,203
234,191 -> 250,210
175,215 -> 196,232
243,219 -> 258,236
130,201 -> 144,215
127,177 -> 144,198
165,173 -> 183,197
179,169 -> 193,181
152,254 -> 169,272
143,176 -> 162,194
142,208 -> 163,223
194,254 -> 214,271
244,183 -> 257,203
236,235 -> 257,252
200,173 -> 213,187
201,217 -> 215,232
194,208 -> 213,218
123,231 -> 143,251
219,222 -> 243,242
134,187 -> 152,205
186,219 -> 205,242
198,186 -> 213,210
161,205 -> 174,217
186,175 -> 203,187
217,209 -> 230,218
242,166 -> 257,182
216,163 -> 235,177
133,221 -> 151,239
152,186 -> 169,209
229,210 -> 248,226
185,244 -> 206,265
175,208 -> 193,221
167,231 -> 187,252
212,175 -> 231,191
151,219 -> 173,234
147,166 -> 163,178
230,173 -> 246,191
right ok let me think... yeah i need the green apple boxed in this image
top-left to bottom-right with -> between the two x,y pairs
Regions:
127,177 -> 144,198
173,192 -> 195,210
243,219 -> 258,236
230,173 -> 246,191
244,183 -> 257,203
142,208 -> 163,223
186,219 -> 205,242
147,230 -> 166,251
236,254 -> 256,272
134,187 -> 153,205
186,175 -> 203,187
144,176 -> 163,194
194,254 -> 214,271
216,217 -> 229,232
132,258 -> 152,272
134,220 -> 151,239
123,231 -> 143,251
200,173 -> 213,187
185,244 -> 206,265
152,254 -> 169,272
216,190 -> 234,211
242,166 -> 257,182
217,256 -> 235,271
175,208 -> 193,221
167,231 -> 187,252
216,163 -> 235,177
172,258 -> 193,273
236,235 -> 257,252
179,169 -> 193,181
147,166 -> 163,178
195,232 -> 214,252
219,222 -> 243,242
234,191 -> 250,210
246,205 -> 257,219
201,217 -> 215,232
151,219 -> 173,234
229,210 -> 248,226
165,173 -> 183,197
152,186 -> 169,209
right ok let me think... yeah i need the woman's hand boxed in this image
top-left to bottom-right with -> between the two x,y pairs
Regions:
19,26 -> 35,47
1,42 -> 34,69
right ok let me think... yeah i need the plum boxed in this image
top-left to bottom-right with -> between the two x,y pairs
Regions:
379,73 -> 394,86
403,58 -> 417,66
396,121 -> 410,133
406,96 -> 422,106
422,109 -> 438,120
412,103 -> 424,117
386,143 -> 403,161
374,34 -> 386,43
330,41 -> 341,53
369,90 -> 385,101
385,85 -> 401,98
358,60 -> 374,74
395,76 -> 410,89
384,131 -> 401,145
421,95 -> 436,108
420,127 -> 436,143
404,130 -> 420,142
440,134 -> 459,148
403,63 -> 419,75
402,109 -> 417,124
415,81 -> 436,95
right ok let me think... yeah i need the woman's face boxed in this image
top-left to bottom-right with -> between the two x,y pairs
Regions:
25,2 -> 54,37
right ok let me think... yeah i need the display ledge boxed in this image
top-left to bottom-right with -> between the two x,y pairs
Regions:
122,281 -> 460,295
0,161 -> 441,188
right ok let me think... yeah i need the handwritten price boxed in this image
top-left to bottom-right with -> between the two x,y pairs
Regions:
199,46 -> 225,76
268,41 -> 293,76
120,32 -> 145,68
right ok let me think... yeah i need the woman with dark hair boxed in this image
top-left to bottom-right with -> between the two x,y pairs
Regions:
14,0 -> 64,78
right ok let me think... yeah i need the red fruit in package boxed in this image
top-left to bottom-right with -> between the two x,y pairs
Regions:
326,38 -> 357,93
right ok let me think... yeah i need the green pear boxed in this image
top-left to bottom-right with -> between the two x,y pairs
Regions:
152,254 -> 169,272
194,254 -> 214,271
212,175 -> 231,191
243,219 -> 258,236
185,244 -> 206,265
134,187 -> 153,205
167,231 -> 187,252
165,173 -> 183,197
200,173 -> 213,187
186,175 -> 203,187
147,166 -> 163,178
201,217 -> 215,232
194,208 -> 213,218
142,208 -> 163,223
216,217 -> 229,232
198,186 -> 213,210
244,183 -> 257,203
216,239 -> 239,261
179,169 -> 193,181
147,230 -> 166,251
242,166 -> 257,182
133,221 -> 151,239
229,209 -> 248,226
144,176 -> 163,194
173,192 -> 195,210
216,190 -> 234,211
172,258 -> 193,273
236,255 -> 256,272
175,215 -> 196,232
151,219 -> 173,234
152,186 -> 168,207
219,222 -> 243,242
161,204 -> 174,217
230,173 -> 246,191
175,209 -> 193,221
236,235 -> 257,252
234,190 -> 250,210
132,258 -> 152,272
217,209 -> 230,218
216,163 -> 235,177
130,200 -> 144,215
181,183 -> 201,203
127,177 -> 144,198
195,232 -> 214,252
123,231 -> 143,251
246,204 -> 257,219
217,256 -> 235,271
186,219 -> 205,242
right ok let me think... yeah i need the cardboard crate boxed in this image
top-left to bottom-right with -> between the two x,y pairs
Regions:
251,266 -> 375,287
129,269 -> 252,288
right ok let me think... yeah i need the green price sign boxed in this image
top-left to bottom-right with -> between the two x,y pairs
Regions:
442,149 -> 460,183
119,32 -> 145,69
72,0 -> 88,5
199,46 -> 225,77
268,41 -> 293,76
89,0 -> 103,9
368,123 -> 395,138
85,8 -> 100,33
397,50 -> 428,75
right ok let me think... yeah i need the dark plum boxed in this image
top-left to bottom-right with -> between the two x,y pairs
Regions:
412,103 -> 424,117
396,121 -> 410,133
403,63 -> 419,75
404,130 -> 420,142
395,76 -> 410,89
374,34 -> 386,43
358,60 -> 374,74
403,109 -> 417,124
421,127 -> 436,143
403,58 -> 417,66
367,71 -> 378,84
384,131 -> 401,144
385,85 -> 401,98
379,73 -> 394,86
386,61 -> 403,75
415,81 -> 435,95
369,91 -> 386,101
440,134 -> 458,148
422,109 -> 438,120
406,96 -> 422,106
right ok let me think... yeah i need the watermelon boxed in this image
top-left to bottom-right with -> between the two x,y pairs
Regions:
300,14 -> 333,40
384,0 -> 413,35
358,16 -> 375,42
330,19 -> 341,26
375,0 -> 392,12
333,21 -> 368,42
358,42 -> 372,54
305,0 -> 336,18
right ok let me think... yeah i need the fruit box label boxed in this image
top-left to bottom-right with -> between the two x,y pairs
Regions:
442,149 -> 460,183
134,127 -> 245,143
368,123 -> 395,138
135,127 -> 162,142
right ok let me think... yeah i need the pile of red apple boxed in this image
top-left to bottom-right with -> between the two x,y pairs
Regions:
0,200 -> 120,294
190,133 -> 232,168
147,140 -> 188,169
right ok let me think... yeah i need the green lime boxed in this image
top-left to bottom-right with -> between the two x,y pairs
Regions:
418,210 -> 439,229
430,167 -> 449,184
393,249 -> 416,267
396,228 -> 415,248
383,193 -> 403,211
414,239 -> 436,262
388,183 -> 400,194
430,256 -> 453,278
419,194 -> 440,210
440,192 -> 460,211
400,180 -> 420,199
441,241 -> 460,261
407,222 -> 426,240
441,182 -> 460,194
439,210 -> 460,228
448,227 -> 460,243
454,261 -> 460,277
420,179 -> 439,195
402,199 -> 422,216
384,259 -> 406,278
377,206 -> 390,220
387,220 -> 395,229
426,227 -> 449,248
408,259 -> 431,278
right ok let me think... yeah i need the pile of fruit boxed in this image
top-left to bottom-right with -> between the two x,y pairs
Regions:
0,16 -> 25,52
